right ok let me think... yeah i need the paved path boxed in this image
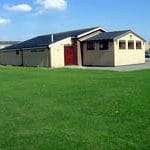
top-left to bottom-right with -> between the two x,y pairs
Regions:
67,59 -> 150,72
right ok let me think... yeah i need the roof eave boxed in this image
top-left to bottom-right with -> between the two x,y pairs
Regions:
22,46 -> 49,50
0,48 -> 19,52
49,37 -> 72,48
1,46 -> 49,52
77,27 -> 107,38
83,38 -> 113,42
114,30 -> 146,41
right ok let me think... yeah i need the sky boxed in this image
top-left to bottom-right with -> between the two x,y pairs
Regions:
0,0 -> 150,41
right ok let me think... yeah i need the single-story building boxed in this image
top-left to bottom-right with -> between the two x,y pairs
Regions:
82,30 -> 145,66
0,41 -> 19,49
0,27 -> 146,67
145,42 -> 150,51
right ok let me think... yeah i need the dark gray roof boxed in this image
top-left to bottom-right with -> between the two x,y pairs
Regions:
1,27 -> 98,50
85,30 -> 145,42
85,30 -> 131,41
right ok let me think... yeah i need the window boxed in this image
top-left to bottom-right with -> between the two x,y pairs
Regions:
119,40 -> 126,49
128,41 -> 134,49
99,41 -> 108,50
87,41 -> 95,50
16,50 -> 19,55
136,41 -> 142,49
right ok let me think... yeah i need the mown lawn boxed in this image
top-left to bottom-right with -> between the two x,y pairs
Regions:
0,67 -> 149,150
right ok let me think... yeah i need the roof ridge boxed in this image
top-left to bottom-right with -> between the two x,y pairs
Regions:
29,27 -> 99,38
52,27 -> 99,35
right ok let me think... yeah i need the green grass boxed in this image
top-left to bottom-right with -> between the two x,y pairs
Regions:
0,67 -> 149,150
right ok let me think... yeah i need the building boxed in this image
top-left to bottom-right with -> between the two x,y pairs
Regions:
0,27 -> 146,67
145,42 -> 150,51
0,41 -> 19,49
82,30 -> 145,66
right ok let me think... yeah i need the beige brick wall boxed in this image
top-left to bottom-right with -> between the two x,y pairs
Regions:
0,50 -> 22,66
77,30 -> 105,66
0,48 -> 50,67
23,48 -> 49,67
82,41 -> 114,66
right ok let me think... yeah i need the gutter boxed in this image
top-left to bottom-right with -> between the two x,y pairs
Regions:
1,46 -> 49,52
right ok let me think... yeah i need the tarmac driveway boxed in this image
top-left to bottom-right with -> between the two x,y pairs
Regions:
68,58 -> 150,72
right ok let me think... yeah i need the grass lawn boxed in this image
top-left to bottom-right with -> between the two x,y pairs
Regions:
0,67 -> 149,150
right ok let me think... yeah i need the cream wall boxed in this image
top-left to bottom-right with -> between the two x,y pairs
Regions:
82,41 -> 114,66
77,40 -> 82,66
0,50 -> 22,66
23,48 -> 49,67
114,33 -> 145,66
50,38 -> 72,68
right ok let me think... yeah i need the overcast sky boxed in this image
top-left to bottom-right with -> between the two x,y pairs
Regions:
0,0 -> 150,41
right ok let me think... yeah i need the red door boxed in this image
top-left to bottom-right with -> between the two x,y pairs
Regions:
64,46 -> 75,65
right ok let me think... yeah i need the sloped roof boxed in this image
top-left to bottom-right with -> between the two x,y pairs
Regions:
85,30 -> 145,41
1,27 -> 99,51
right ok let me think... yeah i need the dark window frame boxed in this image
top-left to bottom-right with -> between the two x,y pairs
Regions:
16,50 -> 19,55
119,40 -> 126,50
136,41 -> 142,49
99,40 -> 109,50
128,40 -> 134,49
87,41 -> 95,50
